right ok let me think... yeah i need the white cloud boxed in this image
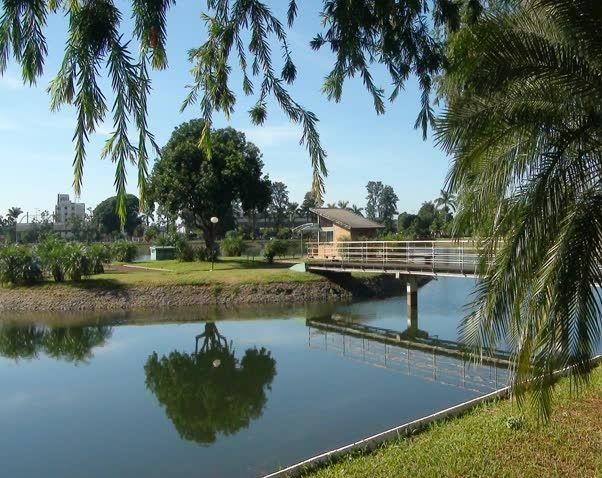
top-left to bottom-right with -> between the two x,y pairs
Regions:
242,124 -> 300,148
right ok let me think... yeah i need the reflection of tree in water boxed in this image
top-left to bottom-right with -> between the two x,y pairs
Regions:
144,322 -> 277,444
0,324 -> 112,362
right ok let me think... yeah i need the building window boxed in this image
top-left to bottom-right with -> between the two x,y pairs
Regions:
319,230 -> 334,242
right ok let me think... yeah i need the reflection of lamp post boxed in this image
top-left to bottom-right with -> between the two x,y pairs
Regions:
210,216 -> 219,271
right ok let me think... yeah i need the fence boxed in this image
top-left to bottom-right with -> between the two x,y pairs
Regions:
306,240 -> 481,275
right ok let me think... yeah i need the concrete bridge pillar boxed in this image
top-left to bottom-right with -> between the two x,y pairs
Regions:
406,277 -> 418,310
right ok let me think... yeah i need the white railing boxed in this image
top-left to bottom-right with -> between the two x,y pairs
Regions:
306,240 -> 481,275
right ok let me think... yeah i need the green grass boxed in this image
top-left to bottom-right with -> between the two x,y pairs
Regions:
1,257 -> 376,290
81,257 -> 323,287
304,365 -> 602,478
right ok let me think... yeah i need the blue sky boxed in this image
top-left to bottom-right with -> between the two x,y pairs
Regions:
0,1 -> 450,218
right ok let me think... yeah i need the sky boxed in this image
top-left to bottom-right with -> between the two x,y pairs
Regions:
0,1 -> 451,219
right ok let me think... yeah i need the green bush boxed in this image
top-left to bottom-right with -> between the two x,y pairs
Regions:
221,231 -> 245,256
111,241 -> 138,263
0,245 -> 43,285
37,235 -> 67,282
175,237 -> 195,262
263,239 -> 288,263
194,245 -> 208,262
143,226 -> 159,243
63,243 -> 92,281
276,227 -> 292,240
87,243 -> 110,274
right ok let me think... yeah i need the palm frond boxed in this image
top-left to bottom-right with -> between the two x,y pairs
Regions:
437,0 -> 602,419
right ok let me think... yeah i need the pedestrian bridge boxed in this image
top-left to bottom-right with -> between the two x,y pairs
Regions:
306,240 -> 480,278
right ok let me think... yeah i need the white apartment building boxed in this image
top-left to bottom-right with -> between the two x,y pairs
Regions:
54,194 -> 85,227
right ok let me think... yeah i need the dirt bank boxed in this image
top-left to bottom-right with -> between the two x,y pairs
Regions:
0,275 -> 411,312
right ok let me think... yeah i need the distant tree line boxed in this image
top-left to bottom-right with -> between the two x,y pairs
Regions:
396,190 -> 457,239
3,120 -> 459,247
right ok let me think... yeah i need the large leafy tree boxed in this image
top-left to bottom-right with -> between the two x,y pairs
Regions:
268,181 -> 290,229
144,323 -> 276,444
437,0 -> 602,417
0,0 -> 483,212
378,185 -> 399,231
149,120 -> 271,248
299,190 -> 323,221
365,181 -> 398,229
92,194 -> 141,237
365,181 -> 384,221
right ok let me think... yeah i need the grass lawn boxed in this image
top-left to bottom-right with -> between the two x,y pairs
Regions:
305,364 -> 602,478
88,257 -> 325,286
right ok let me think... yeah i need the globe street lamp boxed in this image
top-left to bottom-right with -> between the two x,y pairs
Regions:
210,216 -> 219,271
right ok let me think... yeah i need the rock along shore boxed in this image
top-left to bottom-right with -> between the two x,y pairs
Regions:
0,275 -> 410,312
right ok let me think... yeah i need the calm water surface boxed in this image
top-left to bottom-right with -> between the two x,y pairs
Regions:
1,278 -> 508,478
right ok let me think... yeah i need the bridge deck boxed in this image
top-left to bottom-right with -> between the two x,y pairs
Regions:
306,240 -> 481,278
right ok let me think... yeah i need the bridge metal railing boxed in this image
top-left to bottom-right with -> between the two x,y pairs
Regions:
305,240 -> 481,275
307,325 -> 510,394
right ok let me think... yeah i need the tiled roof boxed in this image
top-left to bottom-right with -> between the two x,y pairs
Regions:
310,208 -> 385,230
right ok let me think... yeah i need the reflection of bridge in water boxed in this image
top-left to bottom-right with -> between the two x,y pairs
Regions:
307,315 -> 511,394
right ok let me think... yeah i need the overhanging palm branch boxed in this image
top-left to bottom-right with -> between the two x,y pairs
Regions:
437,0 -> 602,419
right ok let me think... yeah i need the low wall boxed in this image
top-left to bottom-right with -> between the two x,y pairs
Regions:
263,354 -> 602,478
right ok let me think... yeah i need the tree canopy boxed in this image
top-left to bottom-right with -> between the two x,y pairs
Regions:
149,120 -> 271,248
92,194 -> 141,237
268,181 -> 289,229
365,181 -> 398,231
144,323 -> 276,444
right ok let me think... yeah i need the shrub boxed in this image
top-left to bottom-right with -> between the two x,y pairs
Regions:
221,231 -> 245,256
0,245 -> 43,285
175,237 -> 195,262
143,226 -> 159,243
37,235 -> 67,282
111,241 -> 138,263
63,243 -> 92,281
154,235 -> 169,247
276,227 -> 292,240
263,239 -> 288,263
87,243 -> 110,274
194,245 -> 208,262
505,416 -> 525,431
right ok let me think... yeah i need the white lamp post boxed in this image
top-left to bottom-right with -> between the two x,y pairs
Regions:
210,216 -> 219,271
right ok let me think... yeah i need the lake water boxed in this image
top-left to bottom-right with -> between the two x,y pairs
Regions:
0,277 -> 510,478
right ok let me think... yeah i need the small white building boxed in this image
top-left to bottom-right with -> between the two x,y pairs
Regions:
54,194 -> 85,233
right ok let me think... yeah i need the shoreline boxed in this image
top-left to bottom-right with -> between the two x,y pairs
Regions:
0,274 -> 410,313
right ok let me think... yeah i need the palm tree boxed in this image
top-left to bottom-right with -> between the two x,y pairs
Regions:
350,205 -> 364,216
6,207 -> 22,242
437,0 -> 602,418
336,200 -> 349,209
325,202 -> 337,208
434,189 -> 456,212
6,207 -> 22,224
